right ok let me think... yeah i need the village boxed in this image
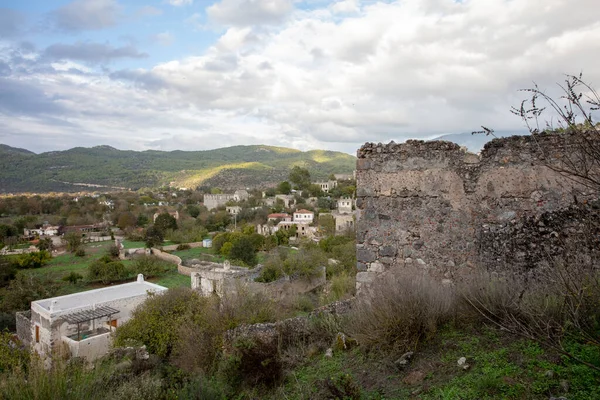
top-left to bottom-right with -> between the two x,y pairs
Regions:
0,167 -> 358,363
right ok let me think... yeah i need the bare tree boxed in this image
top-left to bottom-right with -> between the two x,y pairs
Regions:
511,73 -> 600,193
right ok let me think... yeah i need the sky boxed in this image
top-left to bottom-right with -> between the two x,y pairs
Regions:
0,0 -> 598,154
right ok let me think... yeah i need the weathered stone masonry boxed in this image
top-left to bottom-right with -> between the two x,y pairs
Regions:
355,134 -> 595,292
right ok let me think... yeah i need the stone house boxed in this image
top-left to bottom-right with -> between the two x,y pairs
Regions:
267,213 -> 292,222
293,209 -> 314,224
226,206 -> 242,215
314,180 -> 338,193
337,197 -> 353,213
16,275 -> 167,361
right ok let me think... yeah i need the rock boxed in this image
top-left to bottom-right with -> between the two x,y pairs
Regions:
394,351 -> 414,368
544,370 -> 555,378
560,379 -> 569,393
416,258 -> 426,265
325,348 -> 333,358
457,356 -> 470,370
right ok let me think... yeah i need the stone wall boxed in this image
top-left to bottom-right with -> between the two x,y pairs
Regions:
16,311 -> 32,346
355,133 -> 595,292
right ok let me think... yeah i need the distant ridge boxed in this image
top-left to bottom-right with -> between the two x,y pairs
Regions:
0,144 -> 355,193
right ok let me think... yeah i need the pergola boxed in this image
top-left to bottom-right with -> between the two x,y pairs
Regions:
62,305 -> 119,341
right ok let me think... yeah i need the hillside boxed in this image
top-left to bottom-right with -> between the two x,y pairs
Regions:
0,144 -> 356,193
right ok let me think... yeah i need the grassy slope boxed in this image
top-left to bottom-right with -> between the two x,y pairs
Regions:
261,325 -> 600,400
0,144 -> 356,193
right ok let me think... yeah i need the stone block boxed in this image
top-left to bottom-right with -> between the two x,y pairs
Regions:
357,248 -> 377,263
356,271 -> 377,284
357,262 -> 368,272
379,245 -> 397,257
368,261 -> 385,273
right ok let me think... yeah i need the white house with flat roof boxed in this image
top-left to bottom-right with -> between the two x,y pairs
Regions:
293,209 -> 314,224
17,275 -> 167,362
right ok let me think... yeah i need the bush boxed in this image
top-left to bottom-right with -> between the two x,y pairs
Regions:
62,272 -> 83,284
283,246 -> 327,278
346,268 -> 456,352
0,330 -> 30,374
107,244 -> 120,258
462,259 -> 600,372
87,260 -> 128,284
129,256 -> 170,279
115,287 -> 203,359
15,251 -> 51,269
74,248 -> 86,257
176,243 -> 191,251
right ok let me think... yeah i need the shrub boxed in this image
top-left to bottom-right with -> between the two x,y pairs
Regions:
283,247 -> 327,278
62,272 -> 83,284
15,251 -> 51,269
87,260 -> 128,284
129,256 -> 170,278
74,248 -> 86,257
176,243 -> 191,251
346,267 -> 456,352
0,330 -> 30,374
462,259 -> 600,372
107,244 -> 120,258
115,287 -> 203,359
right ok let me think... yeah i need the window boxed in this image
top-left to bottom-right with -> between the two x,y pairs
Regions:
107,319 -> 118,328
35,325 -> 40,343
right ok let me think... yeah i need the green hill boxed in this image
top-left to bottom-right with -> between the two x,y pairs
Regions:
0,144 -> 356,193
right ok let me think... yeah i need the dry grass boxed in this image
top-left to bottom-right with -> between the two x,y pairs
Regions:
345,267 -> 456,353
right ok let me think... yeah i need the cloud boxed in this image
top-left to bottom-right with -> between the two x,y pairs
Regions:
167,0 -> 193,5
330,0 -> 360,14
50,0 -> 121,31
2,0 -> 600,155
207,0 -> 293,27
153,32 -> 174,46
43,42 -> 148,64
109,69 -> 167,90
137,6 -> 163,17
0,8 -> 25,38
0,78 -> 65,116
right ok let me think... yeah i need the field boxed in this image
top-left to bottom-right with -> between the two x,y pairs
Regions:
21,241 -> 190,294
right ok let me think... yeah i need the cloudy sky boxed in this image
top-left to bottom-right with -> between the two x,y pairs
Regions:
0,0 -> 598,154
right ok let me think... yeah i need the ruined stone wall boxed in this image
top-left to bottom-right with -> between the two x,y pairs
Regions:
355,134 -> 595,292
16,311 -> 32,346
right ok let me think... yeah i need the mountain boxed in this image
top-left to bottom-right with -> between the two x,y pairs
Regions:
0,144 -> 356,193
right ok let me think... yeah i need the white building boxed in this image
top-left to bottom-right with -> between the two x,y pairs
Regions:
17,275 -> 167,362
314,180 -> 338,193
226,206 -> 242,215
293,209 -> 314,224
337,198 -> 353,214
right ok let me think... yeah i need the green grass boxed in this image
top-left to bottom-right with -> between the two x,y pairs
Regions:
152,271 -> 191,289
121,241 -> 146,249
257,324 -> 600,400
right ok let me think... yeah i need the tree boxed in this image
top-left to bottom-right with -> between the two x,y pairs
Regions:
117,212 -> 137,230
478,73 -> 600,193
64,232 -> 82,253
37,237 -> 53,252
289,166 -> 311,190
186,204 -> 200,218
229,236 -> 258,266
145,225 -> 164,248
154,212 -> 178,233
15,251 -> 51,269
277,181 -> 292,195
